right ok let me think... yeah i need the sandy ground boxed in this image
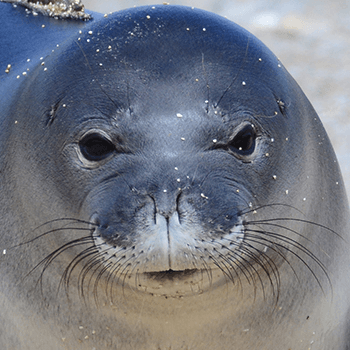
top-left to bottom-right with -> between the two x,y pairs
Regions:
84,0 -> 350,200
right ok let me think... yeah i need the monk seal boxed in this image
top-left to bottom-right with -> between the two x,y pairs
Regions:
1,3 -> 349,349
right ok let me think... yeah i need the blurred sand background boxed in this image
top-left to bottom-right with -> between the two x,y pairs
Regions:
84,0 -> 350,199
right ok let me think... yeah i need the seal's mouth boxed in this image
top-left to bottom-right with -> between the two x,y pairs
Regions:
144,268 -> 199,280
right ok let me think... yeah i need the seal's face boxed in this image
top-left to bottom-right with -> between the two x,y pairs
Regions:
3,5 -> 350,350
11,7 -> 321,297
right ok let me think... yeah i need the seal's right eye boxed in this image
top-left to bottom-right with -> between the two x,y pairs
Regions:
79,133 -> 115,161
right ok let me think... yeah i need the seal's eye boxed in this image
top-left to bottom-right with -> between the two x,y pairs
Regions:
228,124 -> 256,155
79,133 -> 115,161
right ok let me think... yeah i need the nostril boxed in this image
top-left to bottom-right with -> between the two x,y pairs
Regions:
176,190 -> 182,224
148,187 -> 183,224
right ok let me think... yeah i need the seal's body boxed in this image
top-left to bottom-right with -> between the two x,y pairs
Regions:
0,3 -> 349,349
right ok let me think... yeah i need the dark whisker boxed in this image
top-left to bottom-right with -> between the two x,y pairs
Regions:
248,217 -> 343,239
240,203 -> 304,217
105,260 -> 125,300
241,237 -> 300,289
60,245 -> 99,294
244,233 -> 330,295
222,244 -> 266,301
240,243 -> 281,302
247,221 -> 318,247
14,224 -> 93,249
245,227 -> 326,271
198,256 -> 213,287
92,261 -> 114,305
207,253 -> 236,286
208,240 -> 249,286
28,236 -> 93,277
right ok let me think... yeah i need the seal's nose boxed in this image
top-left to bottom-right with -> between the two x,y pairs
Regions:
152,188 -> 182,221
142,161 -> 187,221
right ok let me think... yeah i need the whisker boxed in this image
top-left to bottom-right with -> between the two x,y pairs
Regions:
60,245 -> 98,295
206,240 -> 249,286
240,243 -> 281,302
248,217 -> 343,239
14,225 -> 93,249
27,236 -> 93,278
244,233 -> 331,295
222,243 -> 268,300
245,228 -> 326,271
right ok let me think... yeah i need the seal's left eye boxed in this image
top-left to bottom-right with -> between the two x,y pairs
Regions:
79,133 -> 115,161
228,124 -> 256,155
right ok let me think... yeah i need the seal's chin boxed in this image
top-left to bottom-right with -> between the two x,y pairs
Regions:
132,268 -> 221,297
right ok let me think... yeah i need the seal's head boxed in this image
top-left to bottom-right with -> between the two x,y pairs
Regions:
8,5 -> 346,299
